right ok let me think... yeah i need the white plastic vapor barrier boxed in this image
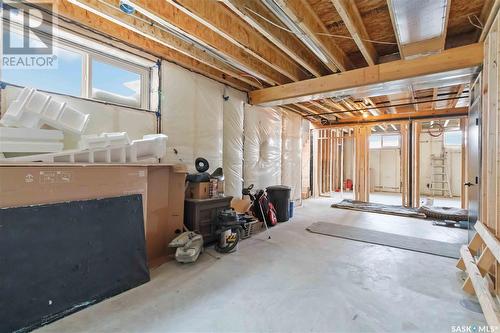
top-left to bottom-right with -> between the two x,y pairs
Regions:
282,110 -> 302,204
223,87 -> 245,198
161,61 -> 223,172
244,104 -> 282,191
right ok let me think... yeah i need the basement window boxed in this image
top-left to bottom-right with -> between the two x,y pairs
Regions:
369,135 -> 382,149
382,135 -> 400,148
369,135 -> 400,149
2,44 -> 84,97
1,16 -> 156,110
91,59 -> 144,108
444,131 -> 463,147
1,30 -> 84,97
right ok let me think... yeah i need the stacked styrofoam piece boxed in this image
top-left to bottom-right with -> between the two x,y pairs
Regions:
0,87 -> 90,134
0,133 -> 167,163
0,127 -> 64,153
0,87 -> 168,164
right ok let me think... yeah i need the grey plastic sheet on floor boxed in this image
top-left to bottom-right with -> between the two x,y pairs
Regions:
307,221 -> 461,259
331,199 -> 426,219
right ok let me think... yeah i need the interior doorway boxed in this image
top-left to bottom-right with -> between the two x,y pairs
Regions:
417,118 -> 465,208
367,123 -> 403,205
313,127 -> 355,203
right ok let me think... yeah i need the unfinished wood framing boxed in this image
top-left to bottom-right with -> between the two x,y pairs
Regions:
456,10 -> 500,326
249,43 -> 483,106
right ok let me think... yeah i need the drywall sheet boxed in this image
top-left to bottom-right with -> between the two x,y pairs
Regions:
161,61 -> 223,173
244,104 -> 282,190
0,195 -> 149,333
282,110 -> 302,203
223,87 -> 245,198
1,86 -> 157,149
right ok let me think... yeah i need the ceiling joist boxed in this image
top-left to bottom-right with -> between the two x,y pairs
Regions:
269,0 -> 353,72
221,0 -> 329,78
165,0 -> 310,82
330,0 -> 378,65
58,0 -> 256,91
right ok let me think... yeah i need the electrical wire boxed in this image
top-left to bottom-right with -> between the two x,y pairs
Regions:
244,6 -> 398,45
468,14 -> 484,30
240,73 -> 264,88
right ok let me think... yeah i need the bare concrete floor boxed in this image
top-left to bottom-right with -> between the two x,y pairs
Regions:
38,198 -> 484,333
329,191 -> 461,208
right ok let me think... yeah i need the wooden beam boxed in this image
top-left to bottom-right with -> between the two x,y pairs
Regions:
479,0 -> 500,42
386,0 -> 403,57
166,0 -> 310,82
316,107 -> 468,127
222,0 -> 329,77
249,43 -> 483,106
401,37 -> 444,58
330,0 -> 378,65
56,0 -> 254,91
460,245 -> 500,327
271,0 -> 353,72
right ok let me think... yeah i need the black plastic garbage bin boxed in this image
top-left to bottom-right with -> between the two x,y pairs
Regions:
266,185 -> 291,222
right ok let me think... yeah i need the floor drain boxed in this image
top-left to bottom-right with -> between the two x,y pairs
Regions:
460,298 -> 483,314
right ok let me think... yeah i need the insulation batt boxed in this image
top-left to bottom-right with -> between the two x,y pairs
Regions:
281,110 -> 302,204
223,87 -> 245,198
244,105 -> 282,191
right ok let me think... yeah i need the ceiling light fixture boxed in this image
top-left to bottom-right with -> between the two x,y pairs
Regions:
261,0 -> 330,64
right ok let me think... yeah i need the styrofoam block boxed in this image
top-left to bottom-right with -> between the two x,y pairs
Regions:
0,127 -> 64,153
79,132 -> 130,150
109,146 -> 127,163
0,141 -> 63,153
0,87 -> 90,135
48,104 -> 89,134
0,133 -> 164,164
2,87 -> 33,121
127,134 -> 167,162
0,127 -> 63,141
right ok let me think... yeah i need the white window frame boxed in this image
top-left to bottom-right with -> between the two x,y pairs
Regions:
87,52 -> 150,109
2,19 -> 154,110
369,134 -> 401,149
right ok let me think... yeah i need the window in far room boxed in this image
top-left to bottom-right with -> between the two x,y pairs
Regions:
444,130 -> 463,148
369,134 -> 400,149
